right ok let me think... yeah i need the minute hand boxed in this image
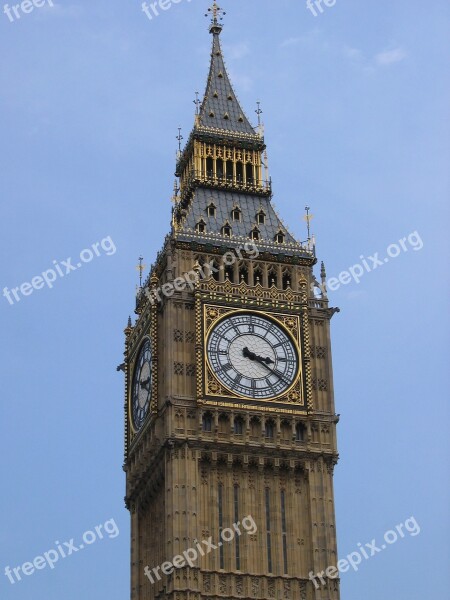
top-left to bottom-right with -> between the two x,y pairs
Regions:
254,357 -> 290,385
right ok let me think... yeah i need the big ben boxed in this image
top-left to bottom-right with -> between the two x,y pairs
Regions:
123,3 -> 340,599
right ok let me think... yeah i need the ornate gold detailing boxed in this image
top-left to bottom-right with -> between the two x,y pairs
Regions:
150,280 -> 159,416
199,304 -> 305,408
198,277 -> 307,311
296,275 -> 314,413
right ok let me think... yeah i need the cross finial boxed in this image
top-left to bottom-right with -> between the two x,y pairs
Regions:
193,91 -> 201,115
304,206 -> 312,239
206,2 -> 226,34
136,256 -> 146,288
176,127 -> 183,153
255,101 -> 263,126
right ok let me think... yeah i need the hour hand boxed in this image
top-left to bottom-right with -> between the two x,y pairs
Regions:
243,347 -> 255,360
243,347 -> 274,365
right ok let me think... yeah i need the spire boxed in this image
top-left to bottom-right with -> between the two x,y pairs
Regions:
198,4 -> 256,136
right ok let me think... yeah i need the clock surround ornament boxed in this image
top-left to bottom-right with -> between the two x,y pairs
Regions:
202,305 -> 305,408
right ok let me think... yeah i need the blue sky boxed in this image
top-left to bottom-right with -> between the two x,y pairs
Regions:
0,1 -> 449,598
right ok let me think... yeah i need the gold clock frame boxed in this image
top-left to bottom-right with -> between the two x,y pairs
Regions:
200,304 -> 306,410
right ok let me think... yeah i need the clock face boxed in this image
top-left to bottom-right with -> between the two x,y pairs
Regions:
131,339 -> 152,431
206,312 -> 299,400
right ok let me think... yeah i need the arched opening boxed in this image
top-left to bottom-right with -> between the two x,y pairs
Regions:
216,158 -> 224,180
226,160 -> 234,182
239,264 -> 249,284
268,269 -> 278,287
206,157 -> 214,179
282,271 -> 291,290
232,207 -> 242,221
253,265 -> 263,286
211,260 -> 220,282
296,423 -> 306,442
234,417 -> 244,435
196,219 -> 206,234
246,163 -> 254,185
195,255 -> 206,274
202,413 -> 213,432
236,162 -> 244,183
265,420 -> 275,439
224,265 -> 235,282
250,227 -> 260,241
222,224 -> 232,237
257,210 -> 266,225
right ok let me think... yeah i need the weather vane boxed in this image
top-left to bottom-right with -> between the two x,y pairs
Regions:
176,127 -> 183,153
136,256 -> 146,288
193,91 -> 201,115
205,2 -> 226,30
304,206 -> 314,243
255,101 -> 263,126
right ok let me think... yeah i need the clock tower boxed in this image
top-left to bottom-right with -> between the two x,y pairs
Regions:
123,4 -> 340,600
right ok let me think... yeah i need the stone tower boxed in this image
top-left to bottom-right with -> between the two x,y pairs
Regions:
123,4 -> 340,599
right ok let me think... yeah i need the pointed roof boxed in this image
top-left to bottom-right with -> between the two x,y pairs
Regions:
197,22 -> 256,136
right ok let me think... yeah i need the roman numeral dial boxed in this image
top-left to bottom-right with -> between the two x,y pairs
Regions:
131,339 -> 152,431
206,312 -> 299,400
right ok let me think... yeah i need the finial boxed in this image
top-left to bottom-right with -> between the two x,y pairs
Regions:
136,256 -> 146,288
193,91 -> 201,115
320,262 -> 328,298
304,206 -> 313,245
255,101 -> 264,136
176,127 -> 183,154
206,2 -> 226,34
150,272 -> 159,288
127,315 -> 132,328
262,148 -> 269,184
255,101 -> 263,126
171,179 -> 180,204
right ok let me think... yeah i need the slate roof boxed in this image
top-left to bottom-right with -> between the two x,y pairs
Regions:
175,188 -> 314,257
197,31 -> 256,136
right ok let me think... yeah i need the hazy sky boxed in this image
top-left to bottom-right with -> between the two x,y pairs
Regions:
0,1 -> 449,599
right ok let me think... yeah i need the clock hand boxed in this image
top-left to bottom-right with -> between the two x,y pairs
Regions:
242,348 -> 287,383
243,347 -> 256,360
242,347 -> 274,365
140,376 -> 151,390
253,357 -> 290,385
